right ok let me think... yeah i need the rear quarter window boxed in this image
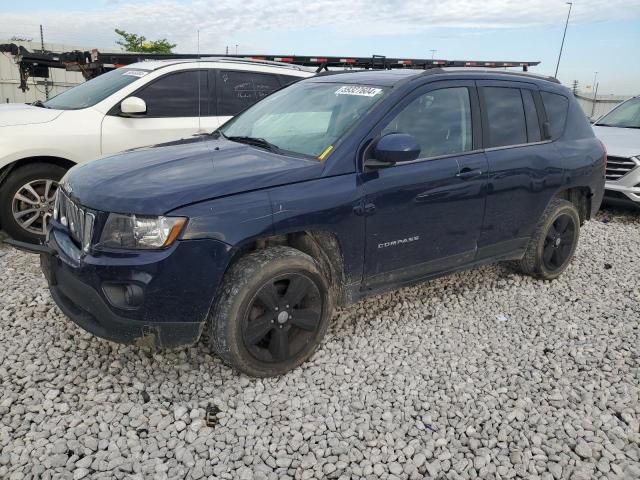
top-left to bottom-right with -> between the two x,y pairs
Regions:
279,75 -> 304,87
541,92 -> 569,139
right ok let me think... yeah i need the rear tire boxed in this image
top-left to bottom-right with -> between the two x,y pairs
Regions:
515,198 -> 581,280
209,246 -> 332,377
0,163 -> 67,243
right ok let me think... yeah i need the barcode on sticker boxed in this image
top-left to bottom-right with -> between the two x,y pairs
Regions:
123,70 -> 148,78
335,86 -> 383,97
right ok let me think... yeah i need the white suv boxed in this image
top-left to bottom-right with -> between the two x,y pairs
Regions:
592,95 -> 640,207
0,58 -> 313,242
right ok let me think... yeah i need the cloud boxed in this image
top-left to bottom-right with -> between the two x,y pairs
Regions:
2,0 -> 640,52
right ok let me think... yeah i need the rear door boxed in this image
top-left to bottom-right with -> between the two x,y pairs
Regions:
476,80 -> 564,260
215,70 -> 285,126
361,80 -> 488,287
101,70 -> 213,155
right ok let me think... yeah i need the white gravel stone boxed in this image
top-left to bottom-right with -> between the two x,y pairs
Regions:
575,441 -> 593,459
0,207 -> 639,479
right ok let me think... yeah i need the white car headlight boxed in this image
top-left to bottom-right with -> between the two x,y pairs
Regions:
97,213 -> 187,249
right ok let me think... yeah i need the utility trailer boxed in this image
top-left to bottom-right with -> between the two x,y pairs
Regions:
0,42 -> 540,93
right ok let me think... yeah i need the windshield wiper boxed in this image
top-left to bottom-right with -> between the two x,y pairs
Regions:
226,135 -> 283,154
30,100 -> 49,109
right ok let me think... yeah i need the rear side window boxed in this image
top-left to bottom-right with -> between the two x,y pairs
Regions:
541,92 -> 569,139
522,90 -> 542,142
134,71 -> 206,117
218,71 -> 282,116
483,87 -> 527,147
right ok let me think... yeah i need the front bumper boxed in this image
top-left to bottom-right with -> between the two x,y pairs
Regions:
605,162 -> 640,205
39,225 -> 232,348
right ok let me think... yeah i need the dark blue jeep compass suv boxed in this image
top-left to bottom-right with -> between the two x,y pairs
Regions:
26,68 -> 605,376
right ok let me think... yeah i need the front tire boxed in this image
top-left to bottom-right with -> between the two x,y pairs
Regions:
515,198 -> 581,280
0,163 -> 66,243
209,246 -> 332,377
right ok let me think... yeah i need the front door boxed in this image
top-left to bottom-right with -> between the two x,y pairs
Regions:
101,70 -> 217,155
361,81 -> 488,288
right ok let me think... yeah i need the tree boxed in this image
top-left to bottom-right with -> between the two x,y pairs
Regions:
115,29 -> 176,54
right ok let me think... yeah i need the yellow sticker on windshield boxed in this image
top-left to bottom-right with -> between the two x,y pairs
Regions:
318,145 -> 334,161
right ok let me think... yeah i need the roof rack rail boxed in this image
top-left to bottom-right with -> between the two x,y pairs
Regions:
0,43 -> 540,93
220,54 -> 538,74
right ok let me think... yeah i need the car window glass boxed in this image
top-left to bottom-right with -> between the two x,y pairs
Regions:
252,112 -> 332,138
381,87 -> 472,159
596,97 -> 640,128
135,70 -> 205,117
221,82 -> 389,158
541,91 -> 569,139
219,71 -> 281,116
484,87 -> 527,147
44,68 -> 146,110
522,89 -> 542,142
279,75 -> 303,87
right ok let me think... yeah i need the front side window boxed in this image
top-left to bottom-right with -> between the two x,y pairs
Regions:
596,97 -> 640,129
381,87 -> 473,159
541,91 -> 569,139
220,82 -> 389,158
44,68 -> 150,110
484,87 -> 528,147
134,70 -> 205,117
219,71 -> 282,116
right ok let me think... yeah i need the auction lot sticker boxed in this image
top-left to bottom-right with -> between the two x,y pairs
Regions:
123,70 -> 149,78
335,86 -> 383,97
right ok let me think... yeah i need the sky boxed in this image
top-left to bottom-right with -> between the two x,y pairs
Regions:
1,0 -> 639,95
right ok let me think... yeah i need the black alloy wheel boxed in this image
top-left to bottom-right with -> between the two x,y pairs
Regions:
243,273 -> 323,363
209,246 -> 332,377
513,198 -> 581,280
542,214 -> 577,272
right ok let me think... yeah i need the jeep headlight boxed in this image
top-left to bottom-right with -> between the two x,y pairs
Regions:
97,214 -> 187,249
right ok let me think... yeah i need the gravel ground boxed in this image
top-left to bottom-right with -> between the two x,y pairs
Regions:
0,207 -> 639,480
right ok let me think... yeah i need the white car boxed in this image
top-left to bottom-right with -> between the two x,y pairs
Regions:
0,58 -> 313,242
592,95 -> 640,207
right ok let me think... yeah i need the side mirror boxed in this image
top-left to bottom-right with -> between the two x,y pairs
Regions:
368,133 -> 421,167
120,96 -> 147,116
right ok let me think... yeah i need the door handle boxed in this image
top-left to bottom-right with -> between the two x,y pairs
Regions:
456,168 -> 483,180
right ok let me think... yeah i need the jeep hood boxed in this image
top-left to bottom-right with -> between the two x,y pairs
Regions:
64,137 -> 324,215
0,103 -> 64,127
592,125 -> 640,158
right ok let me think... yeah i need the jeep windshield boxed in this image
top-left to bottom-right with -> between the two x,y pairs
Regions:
596,97 -> 640,129
44,68 -> 150,110
219,82 -> 389,159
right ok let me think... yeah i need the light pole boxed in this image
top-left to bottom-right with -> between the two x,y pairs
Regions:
591,71 -> 599,118
554,2 -> 573,78
430,49 -> 437,59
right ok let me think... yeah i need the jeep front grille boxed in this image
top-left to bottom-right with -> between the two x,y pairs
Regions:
605,156 -> 638,181
53,190 -> 95,252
